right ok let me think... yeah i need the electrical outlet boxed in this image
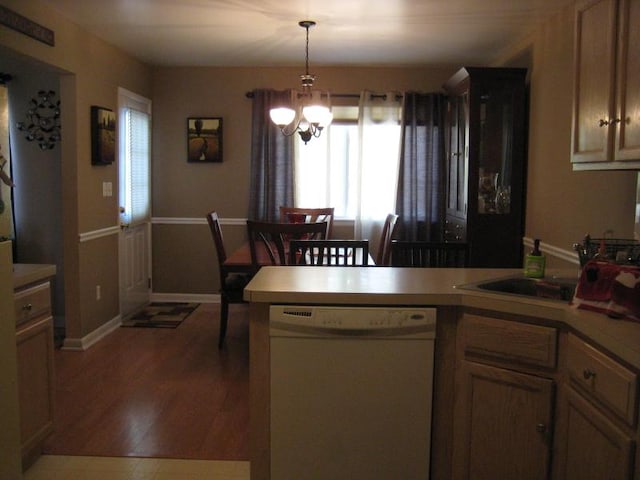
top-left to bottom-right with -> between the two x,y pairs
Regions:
96,285 -> 101,300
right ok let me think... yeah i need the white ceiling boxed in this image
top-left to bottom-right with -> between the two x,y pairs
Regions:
41,0 -> 575,67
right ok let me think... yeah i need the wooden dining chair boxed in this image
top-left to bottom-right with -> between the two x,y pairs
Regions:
288,239 -> 370,266
206,211 -> 253,349
390,240 -> 469,267
279,206 -> 335,239
246,220 -> 328,267
376,213 -> 400,266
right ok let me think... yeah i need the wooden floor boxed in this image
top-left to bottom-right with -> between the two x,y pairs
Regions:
42,303 -> 249,461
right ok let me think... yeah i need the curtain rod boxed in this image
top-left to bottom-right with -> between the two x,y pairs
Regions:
245,90 -> 402,100
245,90 -> 362,98
245,91 -> 401,100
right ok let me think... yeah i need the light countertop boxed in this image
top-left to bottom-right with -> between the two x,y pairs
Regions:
13,263 -> 56,290
244,266 -> 640,370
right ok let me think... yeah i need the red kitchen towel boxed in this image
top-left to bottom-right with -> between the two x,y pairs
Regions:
572,260 -> 640,321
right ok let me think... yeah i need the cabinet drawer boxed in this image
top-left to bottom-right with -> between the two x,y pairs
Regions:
14,282 -> 51,326
567,334 -> 637,426
462,314 -> 557,369
444,218 -> 466,242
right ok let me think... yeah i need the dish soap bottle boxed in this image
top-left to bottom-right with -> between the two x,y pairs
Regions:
524,238 -> 546,278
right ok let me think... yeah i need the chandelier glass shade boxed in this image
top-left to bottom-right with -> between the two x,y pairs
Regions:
270,20 -> 332,144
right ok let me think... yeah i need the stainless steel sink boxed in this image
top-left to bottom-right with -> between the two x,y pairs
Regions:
457,276 -> 578,302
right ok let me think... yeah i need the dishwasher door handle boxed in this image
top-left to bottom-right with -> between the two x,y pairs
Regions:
270,321 -> 436,339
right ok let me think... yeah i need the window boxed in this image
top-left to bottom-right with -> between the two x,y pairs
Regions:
295,106 -> 358,218
118,89 -> 151,226
294,101 -> 402,221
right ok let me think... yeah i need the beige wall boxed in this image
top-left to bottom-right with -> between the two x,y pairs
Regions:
523,4 -> 636,268
0,0 -> 152,339
150,66 -> 458,293
152,3 -> 637,293
1,0 -> 638,333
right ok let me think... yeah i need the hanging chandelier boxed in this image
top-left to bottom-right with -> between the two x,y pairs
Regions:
270,20 -> 332,144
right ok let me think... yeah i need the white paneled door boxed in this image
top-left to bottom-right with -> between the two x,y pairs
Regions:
118,88 -> 152,318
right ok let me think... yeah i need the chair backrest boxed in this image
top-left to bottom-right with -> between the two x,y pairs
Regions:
206,211 -> 227,262
289,239 -> 370,266
279,206 -> 335,239
206,211 -> 228,282
390,241 -> 469,267
246,220 -> 327,266
376,213 -> 399,266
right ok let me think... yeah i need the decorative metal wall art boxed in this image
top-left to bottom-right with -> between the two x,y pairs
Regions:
17,89 -> 61,150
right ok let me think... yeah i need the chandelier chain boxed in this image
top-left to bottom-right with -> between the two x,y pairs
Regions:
304,23 -> 310,77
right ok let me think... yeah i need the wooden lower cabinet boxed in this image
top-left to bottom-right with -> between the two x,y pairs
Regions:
553,332 -> 637,480
16,315 -> 54,468
450,313 -> 640,480
14,279 -> 55,470
453,313 -> 558,479
557,387 -> 634,480
452,361 -> 555,480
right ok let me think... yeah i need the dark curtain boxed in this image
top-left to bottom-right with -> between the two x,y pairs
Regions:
396,92 -> 447,241
248,89 -> 295,221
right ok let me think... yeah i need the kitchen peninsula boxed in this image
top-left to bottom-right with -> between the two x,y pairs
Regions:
245,266 -> 640,480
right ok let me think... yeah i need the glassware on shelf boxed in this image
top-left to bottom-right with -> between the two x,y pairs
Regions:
495,185 -> 511,214
478,171 -> 499,213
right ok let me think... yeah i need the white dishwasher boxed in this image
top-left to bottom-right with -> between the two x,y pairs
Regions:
269,305 -> 436,480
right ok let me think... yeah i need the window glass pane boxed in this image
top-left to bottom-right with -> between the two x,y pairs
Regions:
123,108 -> 150,225
359,123 -> 401,219
294,99 -> 401,222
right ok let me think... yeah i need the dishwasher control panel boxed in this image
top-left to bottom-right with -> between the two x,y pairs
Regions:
270,305 -> 436,337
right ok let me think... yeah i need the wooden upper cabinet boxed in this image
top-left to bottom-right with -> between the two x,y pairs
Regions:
615,0 -> 640,162
572,0 -> 640,169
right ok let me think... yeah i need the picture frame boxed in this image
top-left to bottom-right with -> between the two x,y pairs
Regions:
187,117 -> 222,163
91,106 -> 116,165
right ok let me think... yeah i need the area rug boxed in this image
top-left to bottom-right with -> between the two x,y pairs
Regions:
121,302 -> 199,328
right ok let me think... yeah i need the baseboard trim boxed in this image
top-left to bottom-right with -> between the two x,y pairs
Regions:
61,314 -> 122,351
61,295 -> 220,350
151,292 -> 220,304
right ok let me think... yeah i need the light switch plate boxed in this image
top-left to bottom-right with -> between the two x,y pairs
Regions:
102,181 -> 112,197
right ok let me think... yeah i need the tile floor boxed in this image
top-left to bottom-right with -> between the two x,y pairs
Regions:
24,455 -> 250,480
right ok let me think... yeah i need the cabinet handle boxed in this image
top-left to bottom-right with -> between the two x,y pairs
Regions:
583,368 -> 596,380
22,303 -> 33,311
536,423 -> 546,433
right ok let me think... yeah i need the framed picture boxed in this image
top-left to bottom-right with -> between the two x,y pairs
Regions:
187,117 -> 222,163
91,106 -> 116,165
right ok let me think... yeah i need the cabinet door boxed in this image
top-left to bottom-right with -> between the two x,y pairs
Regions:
16,315 -> 54,460
446,94 -> 468,221
615,0 -> 640,161
560,388 -> 633,480
571,0 -> 618,165
453,362 -> 555,480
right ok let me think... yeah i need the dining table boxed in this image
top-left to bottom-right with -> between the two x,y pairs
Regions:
223,242 -> 264,272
